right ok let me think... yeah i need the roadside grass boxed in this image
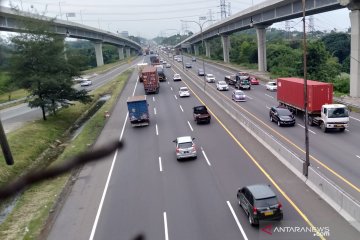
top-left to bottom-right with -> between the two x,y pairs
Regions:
82,57 -> 136,75
0,89 -> 29,104
0,69 -> 133,240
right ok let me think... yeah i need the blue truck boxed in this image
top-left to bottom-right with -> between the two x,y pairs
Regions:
127,95 -> 149,127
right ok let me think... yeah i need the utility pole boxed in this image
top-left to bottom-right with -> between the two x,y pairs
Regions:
220,0 -> 226,19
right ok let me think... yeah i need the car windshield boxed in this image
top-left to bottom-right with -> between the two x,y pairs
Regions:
178,142 -> 193,148
194,106 -> 207,113
235,91 -> 244,96
207,74 -> 213,77
255,197 -> 278,208
218,81 -> 226,85
277,108 -> 292,116
180,88 -> 188,92
327,107 -> 349,118
269,82 -> 276,86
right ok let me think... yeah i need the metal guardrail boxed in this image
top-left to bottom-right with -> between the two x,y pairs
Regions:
182,65 -> 360,231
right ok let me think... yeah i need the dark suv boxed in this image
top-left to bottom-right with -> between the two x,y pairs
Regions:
193,105 -> 211,124
237,184 -> 283,226
269,107 -> 295,127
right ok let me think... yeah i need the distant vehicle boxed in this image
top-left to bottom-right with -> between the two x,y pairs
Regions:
216,81 -> 229,91
137,63 -> 148,82
141,66 -> 160,94
250,76 -> 260,85
237,184 -> 283,226
173,136 -> 197,160
155,65 -> 166,82
80,80 -> 92,86
179,87 -> 190,97
266,81 -> 277,91
191,57 -> 196,62
150,55 -> 160,65
232,90 -> 246,102
235,79 -> 251,90
277,77 -> 349,132
177,57 -> 182,62
173,73 -> 182,81
205,74 -> 215,83
269,106 -> 296,127
193,105 -> 211,124
127,95 -> 149,127
185,63 -> 192,68
198,68 -> 205,76
224,75 -> 236,85
73,77 -> 88,82
163,60 -> 167,64
165,63 -> 171,68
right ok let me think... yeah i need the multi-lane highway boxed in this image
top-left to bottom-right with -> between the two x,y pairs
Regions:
167,54 -> 360,203
47,55 -> 358,240
0,61 -> 141,133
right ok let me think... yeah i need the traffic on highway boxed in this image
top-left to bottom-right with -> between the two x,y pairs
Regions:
46,52 -> 359,240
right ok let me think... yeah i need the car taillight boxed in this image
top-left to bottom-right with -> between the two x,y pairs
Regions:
176,148 -> 180,153
278,202 -> 282,210
253,207 -> 257,215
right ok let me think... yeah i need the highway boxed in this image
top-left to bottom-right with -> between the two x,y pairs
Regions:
0,60 -> 142,133
47,55 -> 358,240
168,54 -> 360,202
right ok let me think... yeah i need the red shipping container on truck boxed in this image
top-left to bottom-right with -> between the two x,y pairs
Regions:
277,78 -> 333,113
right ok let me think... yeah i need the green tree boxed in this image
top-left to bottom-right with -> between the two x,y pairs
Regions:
9,15 -> 92,120
321,32 -> 350,64
306,40 -> 341,82
267,43 -> 302,77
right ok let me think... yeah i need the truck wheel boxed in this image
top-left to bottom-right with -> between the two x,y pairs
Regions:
320,122 -> 327,133
308,116 -> 314,126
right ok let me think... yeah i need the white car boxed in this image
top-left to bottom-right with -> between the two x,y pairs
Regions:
166,63 -> 171,68
179,87 -> 190,97
205,74 -> 216,83
80,80 -> 92,86
266,81 -> 277,91
173,73 -> 181,81
216,81 -> 229,91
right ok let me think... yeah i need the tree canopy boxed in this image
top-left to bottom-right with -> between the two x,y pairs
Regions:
9,15 -> 92,120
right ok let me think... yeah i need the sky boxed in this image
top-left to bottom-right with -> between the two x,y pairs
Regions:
1,0 -> 351,39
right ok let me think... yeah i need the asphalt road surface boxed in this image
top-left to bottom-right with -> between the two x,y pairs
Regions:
47,56 -> 358,240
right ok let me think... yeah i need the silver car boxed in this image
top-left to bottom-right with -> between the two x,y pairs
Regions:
173,136 -> 197,160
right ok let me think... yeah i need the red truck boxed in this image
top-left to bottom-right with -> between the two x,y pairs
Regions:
277,77 -> 349,132
141,66 -> 160,94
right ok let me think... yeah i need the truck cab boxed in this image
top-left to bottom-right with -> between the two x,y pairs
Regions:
318,104 -> 349,132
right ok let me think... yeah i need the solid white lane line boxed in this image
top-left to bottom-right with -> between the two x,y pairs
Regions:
179,105 -> 184,112
154,107 -> 157,115
174,95 -> 177,100
187,121 -> 193,131
164,212 -> 169,240
226,201 -> 248,240
156,124 -> 159,136
297,124 -> 316,134
89,114 -> 129,240
159,157 -> 163,172
350,116 -> 360,122
153,96 -> 155,102
265,94 -> 274,99
201,147 -> 211,166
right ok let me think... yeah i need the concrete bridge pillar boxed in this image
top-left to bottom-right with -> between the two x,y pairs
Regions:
221,35 -> 230,63
94,42 -> 104,66
255,25 -> 268,72
205,40 -> 211,58
118,47 -> 124,60
125,47 -> 131,58
194,45 -> 199,56
349,6 -> 360,97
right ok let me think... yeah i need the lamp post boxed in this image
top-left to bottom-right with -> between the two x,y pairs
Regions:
181,17 -> 213,91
